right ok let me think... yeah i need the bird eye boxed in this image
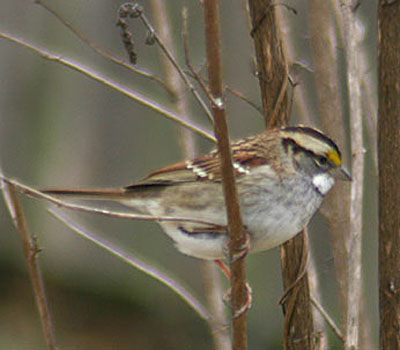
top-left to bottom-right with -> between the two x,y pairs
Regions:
316,155 -> 329,167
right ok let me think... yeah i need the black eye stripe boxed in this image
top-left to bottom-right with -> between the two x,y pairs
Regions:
282,137 -> 331,166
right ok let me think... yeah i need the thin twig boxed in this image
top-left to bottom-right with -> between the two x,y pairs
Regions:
182,8 -> 220,108
310,295 -> 344,342
118,3 -> 214,123
184,5 -> 261,118
33,0 -> 169,90
278,234 -> 310,305
0,176 -> 217,226
183,64 -> 264,117
275,5 -> 315,125
225,85 -> 264,116
203,1 -> 248,349
49,208 -> 210,321
268,61 -> 289,127
149,1 -> 196,159
1,182 -> 57,350
0,31 -> 216,143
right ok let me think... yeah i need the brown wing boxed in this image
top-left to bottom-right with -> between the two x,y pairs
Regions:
125,134 -> 270,190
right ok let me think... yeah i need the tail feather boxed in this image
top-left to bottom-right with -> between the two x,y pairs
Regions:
41,188 -> 127,200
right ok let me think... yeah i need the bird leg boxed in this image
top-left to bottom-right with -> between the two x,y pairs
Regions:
214,230 -> 252,318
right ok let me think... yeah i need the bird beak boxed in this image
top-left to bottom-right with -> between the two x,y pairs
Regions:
331,166 -> 352,181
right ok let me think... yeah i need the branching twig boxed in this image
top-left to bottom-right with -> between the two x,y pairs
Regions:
117,3 -> 214,123
225,85 -> 263,116
33,0 -> 169,90
149,1 -> 196,159
49,208 -> 210,321
0,31 -> 216,143
1,182 -> 57,350
182,8 -> 216,108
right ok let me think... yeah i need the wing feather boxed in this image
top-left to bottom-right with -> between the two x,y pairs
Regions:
125,134 -> 270,190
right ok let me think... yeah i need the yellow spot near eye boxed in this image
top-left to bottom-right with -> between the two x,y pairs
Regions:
327,150 -> 341,166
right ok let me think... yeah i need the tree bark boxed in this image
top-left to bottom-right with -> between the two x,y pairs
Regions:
247,1 -> 315,349
378,1 -> 400,349
247,0 -> 289,127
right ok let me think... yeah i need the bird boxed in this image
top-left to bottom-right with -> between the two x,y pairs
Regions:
43,125 -> 351,261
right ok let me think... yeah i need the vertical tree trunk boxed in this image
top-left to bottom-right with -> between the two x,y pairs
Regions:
378,1 -> 400,348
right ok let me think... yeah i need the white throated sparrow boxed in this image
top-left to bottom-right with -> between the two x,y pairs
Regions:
44,126 -> 351,260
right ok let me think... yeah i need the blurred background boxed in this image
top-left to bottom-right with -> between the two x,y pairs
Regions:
0,1 -> 377,349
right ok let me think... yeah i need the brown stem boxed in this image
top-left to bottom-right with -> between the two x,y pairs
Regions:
248,1 -> 315,348
280,230 -> 315,349
1,182 -> 57,350
203,1 -> 248,349
247,0 -> 289,127
148,2 -> 230,349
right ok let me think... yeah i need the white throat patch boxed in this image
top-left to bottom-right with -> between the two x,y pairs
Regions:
312,173 -> 335,195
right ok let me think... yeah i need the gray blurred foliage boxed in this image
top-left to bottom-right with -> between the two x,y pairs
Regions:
0,1 -> 377,349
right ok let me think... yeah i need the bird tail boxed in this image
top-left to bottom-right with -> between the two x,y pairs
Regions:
41,188 -> 127,200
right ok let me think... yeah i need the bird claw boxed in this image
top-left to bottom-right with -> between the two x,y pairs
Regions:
223,283 -> 253,318
221,230 -> 251,264
229,231 -> 251,264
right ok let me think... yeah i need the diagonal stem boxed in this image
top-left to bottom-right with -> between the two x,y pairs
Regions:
1,182 -> 57,350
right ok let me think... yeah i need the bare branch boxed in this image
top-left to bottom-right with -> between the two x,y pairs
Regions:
182,9 -> 217,107
34,0 -> 169,89
310,295 -> 344,342
0,31 -> 216,143
1,182 -> 57,350
49,208 -> 210,321
117,3 -> 214,123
